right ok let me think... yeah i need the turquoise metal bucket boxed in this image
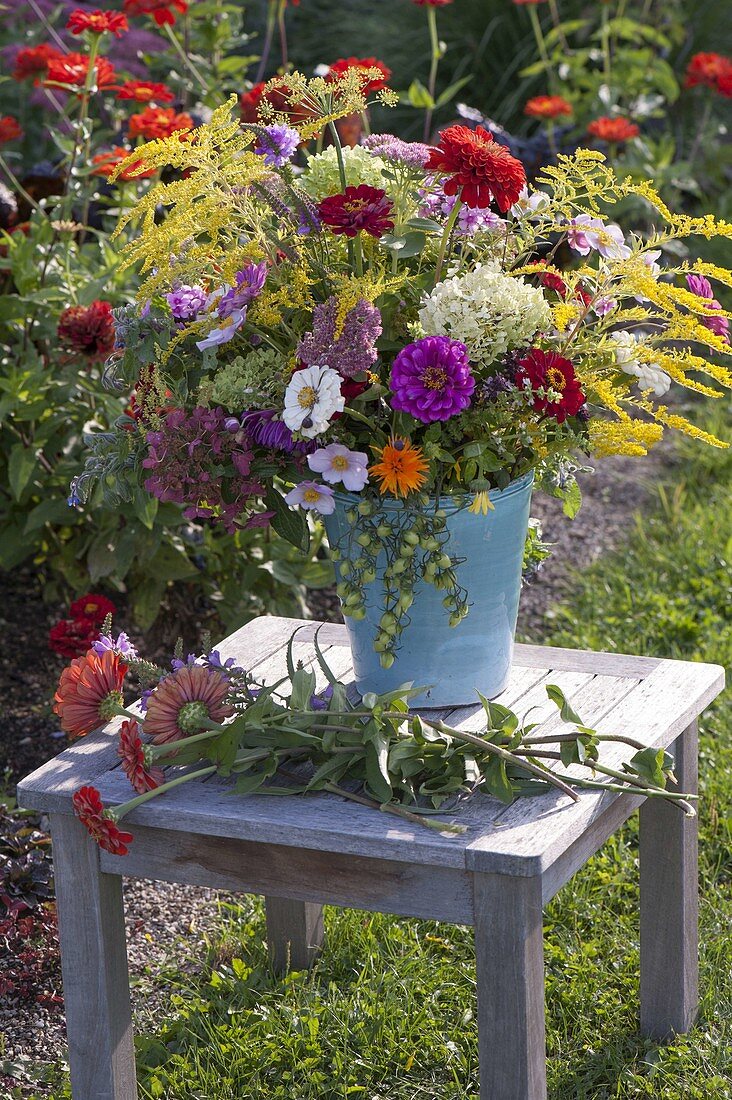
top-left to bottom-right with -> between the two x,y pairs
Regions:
323,472 -> 533,707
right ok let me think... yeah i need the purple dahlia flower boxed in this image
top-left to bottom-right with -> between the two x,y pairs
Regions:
242,409 -> 317,454
389,336 -> 475,423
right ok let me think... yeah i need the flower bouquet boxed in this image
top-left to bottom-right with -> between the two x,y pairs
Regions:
54,625 -> 697,857
74,69 -> 732,703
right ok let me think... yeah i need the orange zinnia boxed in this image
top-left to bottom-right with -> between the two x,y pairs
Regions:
369,437 -> 428,498
54,649 -> 127,738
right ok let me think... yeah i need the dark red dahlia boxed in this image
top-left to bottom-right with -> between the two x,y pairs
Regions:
11,44 -> 63,83
69,593 -> 116,622
318,185 -> 394,239
118,719 -> 165,794
66,9 -> 129,36
72,786 -> 133,855
58,301 -> 115,359
427,124 -> 526,211
49,617 -> 100,659
516,349 -> 585,423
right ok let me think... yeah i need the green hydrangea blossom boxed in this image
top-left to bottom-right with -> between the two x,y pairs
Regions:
298,146 -> 390,201
204,348 -> 286,411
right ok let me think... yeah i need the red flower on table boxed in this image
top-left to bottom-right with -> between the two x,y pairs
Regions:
57,300 -> 116,359
587,116 -> 639,144
123,0 -> 188,26
11,44 -> 64,83
326,57 -> 392,95
128,105 -> 193,140
524,95 -> 572,120
92,147 -> 157,181
54,650 -> 127,739
66,9 -> 129,36
0,116 -> 22,144
426,124 -> 526,211
72,786 -> 133,856
684,52 -> 732,93
49,617 -> 101,659
318,185 -> 395,239
118,719 -> 165,794
516,348 -> 585,423
144,664 -> 234,745
114,79 -> 175,104
44,53 -> 117,91
69,593 -> 116,622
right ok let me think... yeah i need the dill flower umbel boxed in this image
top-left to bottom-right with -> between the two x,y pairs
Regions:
369,438 -> 428,498
419,264 -> 551,363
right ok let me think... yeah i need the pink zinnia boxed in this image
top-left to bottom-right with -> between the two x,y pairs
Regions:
144,664 -> 235,744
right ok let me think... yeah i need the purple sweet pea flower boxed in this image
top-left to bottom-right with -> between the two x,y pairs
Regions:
254,123 -> 300,167
389,336 -> 475,423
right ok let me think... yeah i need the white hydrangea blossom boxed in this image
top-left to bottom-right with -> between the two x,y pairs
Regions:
298,146 -> 390,201
611,331 -> 671,397
418,264 -> 552,363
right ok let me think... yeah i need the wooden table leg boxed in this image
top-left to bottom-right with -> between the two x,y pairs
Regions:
640,719 -> 699,1039
473,872 -> 547,1100
50,814 -> 137,1100
265,896 -> 324,973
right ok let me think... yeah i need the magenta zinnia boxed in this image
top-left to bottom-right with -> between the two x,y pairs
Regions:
318,185 -> 394,239
144,664 -> 235,744
389,336 -> 475,423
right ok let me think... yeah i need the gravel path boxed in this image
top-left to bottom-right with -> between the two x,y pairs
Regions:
0,447 -> 673,1097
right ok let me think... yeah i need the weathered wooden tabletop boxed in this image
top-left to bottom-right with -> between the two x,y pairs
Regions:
19,615 -> 724,888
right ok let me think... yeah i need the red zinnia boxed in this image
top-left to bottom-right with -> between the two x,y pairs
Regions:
123,0 -> 188,26
318,184 -> 395,239
92,147 -> 156,181
516,348 -> 584,423
0,117 -> 22,144
118,719 -> 165,794
524,95 -> 572,120
11,44 -> 64,83
413,0 -> 454,6
72,786 -> 133,856
128,105 -> 193,140
239,79 -> 314,128
69,593 -> 116,622
587,116 -> 640,144
57,300 -> 116,359
684,52 -> 732,92
717,69 -> 732,98
54,650 -> 127,738
44,53 -> 117,91
114,79 -> 175,103
66,9 -> 129,36
327,57 -> 392,95
427,124 -> 526,211
144,664 -> 235,745
49,618 -> 100,659
526,261 -> 567,298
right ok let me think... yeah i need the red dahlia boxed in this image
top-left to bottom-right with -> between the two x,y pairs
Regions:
327,57 -> 392,95
587,116 -> 639,143
128,105 -> 193,140
66,9 -> 129,36
11,44 -> 63,83
72,786 -> 133,855
92,147 -> 156,181
118,719 -> 165,794
114,79 -> 174,103
427,124 -> 526,211
44,53 -> 117,91
123,0 -> 188,26
69,593 -> 116,621
0,117 -> 22,144
524,95 -> 572,119
684,52 -> 732,92
318,185 -> 395,239
57,300 -> 116,359
49,618 -> 100,659
516,349 -> 584,423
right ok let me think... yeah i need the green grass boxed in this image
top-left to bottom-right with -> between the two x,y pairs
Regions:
38,406 -> 732,1100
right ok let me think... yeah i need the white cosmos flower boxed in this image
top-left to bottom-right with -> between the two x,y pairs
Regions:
611,331 -> 671,396
283,364 -> 345,438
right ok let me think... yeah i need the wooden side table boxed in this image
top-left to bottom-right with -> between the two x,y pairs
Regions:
18,616 -> 725,1100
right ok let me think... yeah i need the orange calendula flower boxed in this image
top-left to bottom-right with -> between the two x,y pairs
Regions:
66,9 -> 129,36
53,649 -> 128,738
369,437 -> 428,498
524,95 -> 572,120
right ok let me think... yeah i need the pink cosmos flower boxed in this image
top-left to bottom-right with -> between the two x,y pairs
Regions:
285,482 -> 336,514
307,444 -> 369,491
567,215 -> 630,260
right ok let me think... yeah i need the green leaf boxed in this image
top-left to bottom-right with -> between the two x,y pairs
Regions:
290,666 -> 317,711
24,497 -> 77,533
435,74 -> 474,108
8,444 -> 37,501
629,747 -> 674,787
364,732 -> 393,803
562,479 -> 582,520
546,684 -> 585,726
406,79 -> 434,109
266,488 -> 310,552
482,757 -> 515,805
